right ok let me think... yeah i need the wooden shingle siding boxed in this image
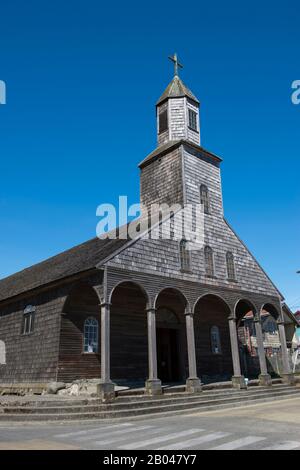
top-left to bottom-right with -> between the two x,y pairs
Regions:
0,274 -> 103,385
57,309 -> 101,382
57,284 -> 101,382
110,283 -> 148,381
169,98 -> 186,141
194,296 -> 233,378
111,143 -> 279,298
140,146 -> 183,213
0,288 -> 65,383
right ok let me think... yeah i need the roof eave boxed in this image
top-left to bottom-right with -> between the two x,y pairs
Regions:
139,140 -> 222,169
156,95 -> 200,107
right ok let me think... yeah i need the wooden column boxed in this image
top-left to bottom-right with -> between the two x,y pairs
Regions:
185,311 -> 202,392
96,302 -> 115,401
145,308 -> 162,395
228,316 -> 246,389
254,316 -> 272,386
278,320 -> 295,385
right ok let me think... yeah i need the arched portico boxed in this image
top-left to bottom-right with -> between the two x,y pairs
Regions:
235,298 -> 269,385
235,299 -> 273,386
194,294 -> 233,383
154,288 -> 187,384
58,283 -> 102,382
110,281 -> 149,384
261,303 -> 280,320
261,302 -> 295,385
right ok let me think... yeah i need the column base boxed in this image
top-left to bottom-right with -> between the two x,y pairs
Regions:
281,373 -> 296,386
258,374 -> 272,387
186,377 -> 202,393
145,379 -> 162,396
232,375 -> 247,389
96,381 -> 115,402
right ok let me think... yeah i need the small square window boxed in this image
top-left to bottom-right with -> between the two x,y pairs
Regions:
188,109 -> 197,131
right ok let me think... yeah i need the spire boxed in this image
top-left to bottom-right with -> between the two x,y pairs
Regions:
156,75 -> 199,106
156,54 -> 200,146
157,53 -> 199,106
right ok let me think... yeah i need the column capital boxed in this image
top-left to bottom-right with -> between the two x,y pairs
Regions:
145,307 -> 157,314
185,311 -> 194,318
228,315 -> 237,322
277,319 -> 286,326
100,301 -> 112,308
253,315 -> 261,324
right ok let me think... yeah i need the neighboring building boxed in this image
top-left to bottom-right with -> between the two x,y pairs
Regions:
295,311 -> 300,341
0,58 -> 297,396
238,310 -> 281,358
237,305 -> 298,378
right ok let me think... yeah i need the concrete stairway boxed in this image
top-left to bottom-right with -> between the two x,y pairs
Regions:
0,384 -> 299,422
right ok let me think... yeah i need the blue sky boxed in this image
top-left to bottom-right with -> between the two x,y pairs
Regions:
0,1 -> 299,309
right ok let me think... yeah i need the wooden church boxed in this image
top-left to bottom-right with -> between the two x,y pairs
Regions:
0,55 -> 296,399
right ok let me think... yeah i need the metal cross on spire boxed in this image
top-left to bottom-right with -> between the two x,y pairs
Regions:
168,53 -> 183,77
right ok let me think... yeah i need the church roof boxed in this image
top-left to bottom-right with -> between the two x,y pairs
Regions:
156,75 -> 199,106
139,139 -> 222,168
0,236 -> 128,303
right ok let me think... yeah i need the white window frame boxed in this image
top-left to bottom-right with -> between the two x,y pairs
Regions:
83,317 -> 99,354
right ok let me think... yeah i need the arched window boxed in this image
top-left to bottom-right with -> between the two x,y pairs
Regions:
211,326 -> 222,354
83,317 -> 99,353
200,184 -> 210,215
0,340 -> 6,365
226,251 -> 236,280
204,245 -> 214,277
22,305 -> 35,335
179,239 -> 191,272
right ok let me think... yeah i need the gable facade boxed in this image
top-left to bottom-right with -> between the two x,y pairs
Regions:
108,142 -> 280,299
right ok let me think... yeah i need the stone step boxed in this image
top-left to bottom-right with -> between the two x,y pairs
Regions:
115,384 -> 296,402
3,390 -> 299,414
0,383 -> 295,410
1,384 -> 296,413
1,384 -> 296,412
0,388 -> 299,422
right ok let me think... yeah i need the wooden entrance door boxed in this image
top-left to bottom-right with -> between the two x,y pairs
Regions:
157,328 -> 180,382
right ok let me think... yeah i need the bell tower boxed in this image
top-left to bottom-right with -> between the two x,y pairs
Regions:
156,53 -> 200,146
139,54 -> 222,217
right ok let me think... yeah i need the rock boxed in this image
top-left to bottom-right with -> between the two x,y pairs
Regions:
57,388 -> 69,396
57,379 -> 103,397
68,384 -> 80,396
47,382 -> 66,394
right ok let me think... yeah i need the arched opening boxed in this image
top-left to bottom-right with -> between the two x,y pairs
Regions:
155,288 -> 187,384
58,283 -> 101,382
261,303 -> 280,321
0,340 -> 6,365
260,303 -> 282,377
236,300 -> 283,379
235,299 -> 259,379
110,281 -> 148,385
194,294 -> 232,383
